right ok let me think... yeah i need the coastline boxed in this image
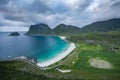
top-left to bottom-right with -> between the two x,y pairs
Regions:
0,35 -> 76,68
37,36 -> 76,67
59,36 -> 66,40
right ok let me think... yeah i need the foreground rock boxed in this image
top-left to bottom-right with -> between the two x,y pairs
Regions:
9,32 -> 20,36
89,58 -> 113,69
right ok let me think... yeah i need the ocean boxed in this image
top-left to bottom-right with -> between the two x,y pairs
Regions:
0,32 -> 69,62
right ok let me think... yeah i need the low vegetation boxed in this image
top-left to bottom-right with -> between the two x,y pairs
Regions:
1,32 -> 120,80
0,18 -> 120,80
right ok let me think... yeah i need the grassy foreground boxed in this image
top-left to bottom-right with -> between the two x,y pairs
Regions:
0,32 -> 120,80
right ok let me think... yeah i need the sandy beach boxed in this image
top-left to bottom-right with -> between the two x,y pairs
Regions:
37,37 -> 76,67
59,36 -> 66,40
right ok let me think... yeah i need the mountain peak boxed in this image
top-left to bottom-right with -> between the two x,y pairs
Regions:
53,24 -> 81,36
26,23 -> 53,35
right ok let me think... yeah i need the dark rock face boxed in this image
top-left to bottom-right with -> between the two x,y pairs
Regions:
9,32 -> 20,36
26,23 -> 53,35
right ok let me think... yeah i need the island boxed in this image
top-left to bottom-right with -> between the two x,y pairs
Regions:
9,32 -> 20,36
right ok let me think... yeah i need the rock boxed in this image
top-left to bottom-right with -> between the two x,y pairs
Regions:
9,32 -> 20,36
109,45 -> 120,51
26,23 -> 53,35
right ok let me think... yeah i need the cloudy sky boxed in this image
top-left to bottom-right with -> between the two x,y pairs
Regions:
0,0 -> 120,31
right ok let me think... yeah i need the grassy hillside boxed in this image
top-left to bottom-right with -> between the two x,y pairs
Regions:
81,18 -> 120,32
0,61 -> 49,80
53,24 -> 81,36
0,60 -> 69,80
68,32 -> 120,44
26,18 -> 120,36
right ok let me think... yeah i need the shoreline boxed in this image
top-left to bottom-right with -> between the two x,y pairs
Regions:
59,36 -> 66,40
37,36 -> 76,67
0,36 -> 76,68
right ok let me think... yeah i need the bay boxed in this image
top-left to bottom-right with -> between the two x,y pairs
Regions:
0,32 -> 69,62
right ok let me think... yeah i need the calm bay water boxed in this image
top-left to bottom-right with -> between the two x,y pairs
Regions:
0,32 -> 69,62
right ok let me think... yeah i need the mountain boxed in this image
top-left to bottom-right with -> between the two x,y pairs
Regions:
26,23 -> 53,35
53,24 -> 81,36
26,18 -> 120,36
81,18 -> 120,32
26,23 -> 81,36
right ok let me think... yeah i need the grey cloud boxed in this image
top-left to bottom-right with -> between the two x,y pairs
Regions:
85,0 -> 119,19
76,0 -> 93,12
4,15 -> 25,22
111,1 -> 120,7
0,0 -> 120,31
0,23 -> 6,27
0,0 -> 51,24
0,0 -> 9,4
24,0 -> 51,13
0,0 -> 51,14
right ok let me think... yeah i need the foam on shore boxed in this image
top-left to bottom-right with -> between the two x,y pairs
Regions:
37,42 -> 76,67
59,36 -> 66,40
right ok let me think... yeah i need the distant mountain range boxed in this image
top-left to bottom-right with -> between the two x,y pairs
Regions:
53,24 -> 81,36
26,18 -> 120,35
81,18 -> 120,32
26,23 -> 81,36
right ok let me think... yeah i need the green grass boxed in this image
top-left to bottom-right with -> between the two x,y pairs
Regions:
0,32 -> 120,80
79,43 -> 103,51
74,42 -> 120,69
59,42 -> 120,79
0,61 -> 51,80
1,41 -> 120,80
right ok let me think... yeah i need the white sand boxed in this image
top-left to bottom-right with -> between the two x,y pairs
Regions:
59,36 -> 66,40
37,43 -> 76,67
57,69 -> 71,73
89,58 -> 113,69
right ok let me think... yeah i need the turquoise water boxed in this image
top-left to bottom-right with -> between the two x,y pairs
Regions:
0,32 -> 69,62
